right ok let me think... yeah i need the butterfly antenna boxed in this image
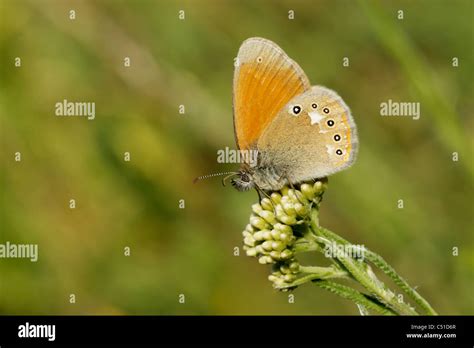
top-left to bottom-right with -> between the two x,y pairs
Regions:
193,171 -> 239,184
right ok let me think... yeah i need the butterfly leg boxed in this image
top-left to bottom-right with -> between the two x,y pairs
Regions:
284,174 -> 306,205
254,185 -> 277,214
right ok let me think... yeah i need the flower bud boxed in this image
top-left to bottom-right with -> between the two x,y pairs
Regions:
300,183 -> 316,201
260,198 -> 273,211
258,255 -> 273,264
245,224 -> 255,233
274,223 -> 292,234
271,241 -> 285,251
280,195 -> 291,205
270,229 -> 280,240
246,248 -> 257,257
250,215 -> 269,230
259,210 -> 277,224
313,180 -> 328,195
272,270 -> 283,277
262,241 -> 273,251
253,231 -> 264,241
243,236 -> 255,247
275,204 -> 286,217
289,261 -> 300,273
270,276 -> 284,286
294,202 -> 309,217
287,189 -> 299,203
268,274 -> 279,282
251,203 -> 263,215
262,230 -> 273,240
276,212 -> 290,224
279,233 -> 291,243
270,192 -> 282,204
280,249 -> 293,260
242,230 -> 252,238
270,250 -> 281,260
282,202 -> 296,216
296,190 -> 309,203
279,214 -> 297,225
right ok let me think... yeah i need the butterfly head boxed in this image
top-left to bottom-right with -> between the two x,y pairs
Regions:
231,170 -> 255,191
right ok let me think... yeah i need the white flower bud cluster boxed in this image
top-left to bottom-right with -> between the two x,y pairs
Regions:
242,179 -> 328,288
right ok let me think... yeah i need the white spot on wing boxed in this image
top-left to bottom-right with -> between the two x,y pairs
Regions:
308,111 -> 325,125
326,144 -> 335,156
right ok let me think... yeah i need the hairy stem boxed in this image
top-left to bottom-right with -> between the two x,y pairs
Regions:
364,250 -> 437,315
316,224 -> 436,315
313,280 -> 397,315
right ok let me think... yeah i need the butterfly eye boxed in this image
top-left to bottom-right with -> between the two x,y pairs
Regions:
336,149 -> 343,156
323,107 -> 330,114
327,119 -> 335,127
256,56 -> 263,63
334,134 -> 341,141
311,103 -> 317,109
290,105 -> 302,116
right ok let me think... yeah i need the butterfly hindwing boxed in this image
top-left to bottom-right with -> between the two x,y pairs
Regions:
233,37 -> 310,150
257,86 -> 358,182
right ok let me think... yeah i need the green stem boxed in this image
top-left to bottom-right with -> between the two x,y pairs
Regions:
274,266 -> 349,290
317,225 -> 436,315
313,280 -> 396,315
274,274 -> 396,315
332,247 -> 418,315
274,273 -> 332,289
364,250 -> 437,315
293,239 -> 321,253
299,265 -> 350,279
309,208 -> 419,315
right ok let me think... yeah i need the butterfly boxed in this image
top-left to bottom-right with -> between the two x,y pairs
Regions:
229,37 -> 358,192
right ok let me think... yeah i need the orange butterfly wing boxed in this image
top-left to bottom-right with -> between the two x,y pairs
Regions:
233,37 -> 311,150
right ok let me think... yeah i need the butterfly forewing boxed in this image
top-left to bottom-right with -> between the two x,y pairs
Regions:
233,37 -> 310,150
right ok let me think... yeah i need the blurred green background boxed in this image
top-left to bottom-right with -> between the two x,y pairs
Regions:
0,0 -> 472,315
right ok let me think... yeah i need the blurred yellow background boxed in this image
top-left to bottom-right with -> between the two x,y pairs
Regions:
0,0 -> 472,315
